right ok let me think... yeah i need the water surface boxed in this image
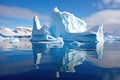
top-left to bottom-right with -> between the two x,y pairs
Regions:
0,40 -> 120,80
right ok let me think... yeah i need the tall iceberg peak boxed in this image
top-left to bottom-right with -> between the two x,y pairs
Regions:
53,7 -> 60,12
96,25 -> 104,42
88,25 -> 104,41
50,7 -> 87,35
32,16 -> 42,35
34,16 -> 42,30
31,16 -> 59,42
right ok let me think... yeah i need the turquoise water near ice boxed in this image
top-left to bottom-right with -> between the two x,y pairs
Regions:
0,40 -> 120,80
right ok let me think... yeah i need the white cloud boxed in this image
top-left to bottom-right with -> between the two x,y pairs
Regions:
0,5 -> 49,20
94,0 -> 120,8
84,9 -> 120,34
114,0 -> 120,4
102,0 -> 111,5
0,19 -> 9,23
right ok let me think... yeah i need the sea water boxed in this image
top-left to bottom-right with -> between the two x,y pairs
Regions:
0,40 -> 120,80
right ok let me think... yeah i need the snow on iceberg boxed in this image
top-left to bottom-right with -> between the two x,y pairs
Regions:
49,7 -> 104,41
32,16 -> 42,36
50,7 -> 87,34
50,7 -> 87,37
96,25 -> 104,42
31,7 -> 104,42
31,16 -> 61,42
89,25 -> 104,41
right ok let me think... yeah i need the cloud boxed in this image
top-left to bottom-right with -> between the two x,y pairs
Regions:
102,0 -> 111,5
0,5 -> 49,20
84,9 -> 120,33
0,19 -> 9,23
93,0 -> 120,9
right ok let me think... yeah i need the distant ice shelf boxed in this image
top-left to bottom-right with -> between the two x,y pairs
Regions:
0,27 -> 32,38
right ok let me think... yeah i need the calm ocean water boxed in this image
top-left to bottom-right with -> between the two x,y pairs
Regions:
0,40 -> 120,80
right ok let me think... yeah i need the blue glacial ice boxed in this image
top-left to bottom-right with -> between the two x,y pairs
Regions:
31,7 -> 104,42
31,16 -> 59,42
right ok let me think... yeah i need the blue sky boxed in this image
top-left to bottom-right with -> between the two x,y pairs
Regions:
0,0 -> 120,34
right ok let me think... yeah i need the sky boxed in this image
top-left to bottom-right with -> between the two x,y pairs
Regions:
0,0 -> 120,34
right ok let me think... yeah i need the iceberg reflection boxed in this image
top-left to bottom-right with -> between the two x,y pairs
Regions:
0,39 -> 32,51
32,41 -> 104,78
96,41 -> 104,60
60,49 -> 86,73
88,41 -> 120,68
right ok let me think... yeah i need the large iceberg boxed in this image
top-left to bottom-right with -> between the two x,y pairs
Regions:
49,7 -> 104,41
50,7 -> 87,34
31,7 -> 104,42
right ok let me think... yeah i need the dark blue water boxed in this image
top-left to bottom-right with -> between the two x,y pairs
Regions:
0,40 -> 120,80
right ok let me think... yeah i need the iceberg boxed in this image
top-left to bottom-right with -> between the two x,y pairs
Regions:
31,16 -> 64,42
96,25 -> 104,42
89,25 -> 104,41
50,7 -> 87,35
32,16 -> 42,36
49,7 -> 104,41
30,7 -> 104,42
